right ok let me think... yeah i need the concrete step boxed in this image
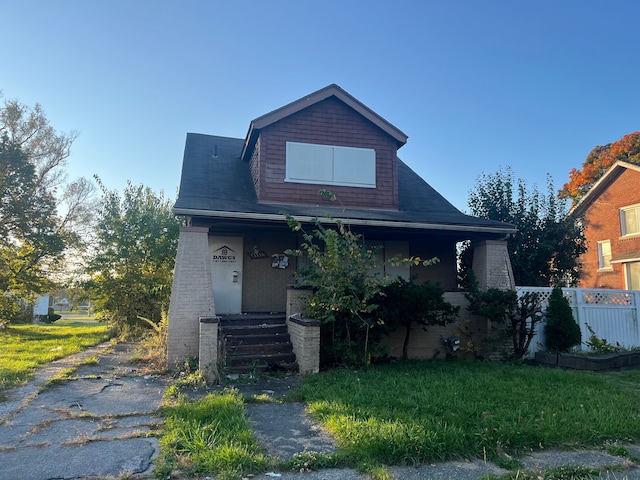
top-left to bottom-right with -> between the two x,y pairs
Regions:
227,342 -> 294,356
221,324 -> 288,336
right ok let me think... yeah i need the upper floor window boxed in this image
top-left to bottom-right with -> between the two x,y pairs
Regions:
620,204 -> 640,236
285,142 -> 376,188
597,240 -> 612,270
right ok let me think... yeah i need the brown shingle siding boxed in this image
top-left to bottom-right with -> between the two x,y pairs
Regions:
250,97 -> 399,209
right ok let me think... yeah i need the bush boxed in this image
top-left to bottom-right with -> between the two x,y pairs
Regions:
376,278 -> 459,359
544,285 -> 581,352
465,275 -> 543,360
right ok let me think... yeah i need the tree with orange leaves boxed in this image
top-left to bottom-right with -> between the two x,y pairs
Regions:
559,131 -> 640,205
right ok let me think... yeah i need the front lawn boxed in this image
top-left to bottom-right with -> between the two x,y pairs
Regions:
295,361 -> 640,464
157,360 -> 640,479
0,322 -> 112,392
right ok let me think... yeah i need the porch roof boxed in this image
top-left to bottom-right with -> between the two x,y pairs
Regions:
174,133 -> 515,237
610,251 -> 640,264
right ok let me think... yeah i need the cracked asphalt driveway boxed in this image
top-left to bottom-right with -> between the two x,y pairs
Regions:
0,342 -> 170,480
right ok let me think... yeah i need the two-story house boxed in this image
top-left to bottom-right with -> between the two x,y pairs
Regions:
572,160 -> 640,291
167,84 -> 516,371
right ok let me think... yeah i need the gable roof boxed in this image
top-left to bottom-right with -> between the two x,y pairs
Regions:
174,133 -> 515,236
571,160 -> 640,217
241,84 -> 409,162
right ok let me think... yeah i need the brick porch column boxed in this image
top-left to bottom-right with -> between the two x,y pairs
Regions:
472,239 -> 515,290
167,226 -> 215,368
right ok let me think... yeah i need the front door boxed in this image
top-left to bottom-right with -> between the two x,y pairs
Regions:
209,236 -> 243,314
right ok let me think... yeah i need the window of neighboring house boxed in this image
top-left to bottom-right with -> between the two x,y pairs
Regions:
626,261 -> 640,290
286,142 -> 376,188
597,240 -> 612,270
620,204 -> 640,236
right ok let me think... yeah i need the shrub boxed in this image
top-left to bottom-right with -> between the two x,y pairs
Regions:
376,278 -> 459,359
465,275 -> 543,360
544,285 -> 581,352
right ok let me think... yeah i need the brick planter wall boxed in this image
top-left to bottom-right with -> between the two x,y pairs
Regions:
199,316 -> 219,383
287,313 -> 320,374
535,351 -> 640,371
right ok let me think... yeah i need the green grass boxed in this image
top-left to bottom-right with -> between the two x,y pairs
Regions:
156,389 -> 276,479
0,323 -> 112,392
155,361 -> 640,479
293,361 -> 640,466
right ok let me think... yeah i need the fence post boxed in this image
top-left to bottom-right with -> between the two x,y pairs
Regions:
634,290 -> 640,334
571,288 -> 587,352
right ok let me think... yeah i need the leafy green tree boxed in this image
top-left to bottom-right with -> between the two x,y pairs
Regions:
0,97 -> 77,191
0,97 -> 95,322
0,136 -> 67,299
285,213 -> 383,366
86,179 -> 180,333
376,278 -> 459,359
544,285 -> 581,352
465,276 -> 543,360
465,167 -> 586,287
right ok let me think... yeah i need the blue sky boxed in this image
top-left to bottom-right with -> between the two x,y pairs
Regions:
1,0 -> 638,211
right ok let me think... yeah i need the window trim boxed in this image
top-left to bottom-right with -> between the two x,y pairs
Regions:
624,261 -> 640,290
597,240 -> 613,271
620,203 -> 640,237
285,141 -> 376,189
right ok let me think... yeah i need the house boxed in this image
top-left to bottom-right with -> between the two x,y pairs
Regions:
167,84 -> 516,374
571,160 -> 640,291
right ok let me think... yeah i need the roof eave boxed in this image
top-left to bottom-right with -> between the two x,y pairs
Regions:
570,161 -> 640,217
173,207 -> 516,235
240,84 -> 408,162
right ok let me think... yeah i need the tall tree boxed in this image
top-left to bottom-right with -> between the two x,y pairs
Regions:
0,97 -> 95,309
0,98 -> 77,191
465,167 -> 586,287
86,179 -> 180,332
0,97 -> 93,242
0,136 -> 68,297
559,131 -> 640,205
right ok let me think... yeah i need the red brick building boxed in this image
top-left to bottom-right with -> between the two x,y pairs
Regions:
167,85 -> 516,371
572,161 -> 640,291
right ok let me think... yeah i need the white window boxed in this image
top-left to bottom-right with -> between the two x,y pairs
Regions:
597,240 -> 612,270
626,262 -> 640,290
620,204 -> 640,236
286,142 -> 376,188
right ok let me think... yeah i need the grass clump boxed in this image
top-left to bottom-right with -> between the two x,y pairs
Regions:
156,388 -> 276,479
293,360 -> 640,466
0,323 -> 112,392
490,465 -> 623,479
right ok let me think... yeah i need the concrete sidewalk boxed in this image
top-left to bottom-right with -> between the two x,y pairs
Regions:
0,342 -> 169,480
2,343 -> 640,480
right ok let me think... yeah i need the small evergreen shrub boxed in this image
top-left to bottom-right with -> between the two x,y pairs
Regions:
376,278 -> 459,359
544,285 -> 581,352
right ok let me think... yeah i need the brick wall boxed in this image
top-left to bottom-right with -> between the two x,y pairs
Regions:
198,317 -> 219,383
471,239 -> 515,290
287,313 -> 320,374
242,230 -> 297,312
167,227 -> 215,368
380,292 -> 488,359
579,168 -> 640,289
249,97 -> 399,209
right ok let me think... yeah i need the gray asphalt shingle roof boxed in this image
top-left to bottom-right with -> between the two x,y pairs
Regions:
174,133 -> 515,235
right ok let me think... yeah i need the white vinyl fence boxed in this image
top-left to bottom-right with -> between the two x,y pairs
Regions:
516,287 -> 640,357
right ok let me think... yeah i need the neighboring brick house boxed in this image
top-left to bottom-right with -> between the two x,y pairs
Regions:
572,160 -> 640,291
167,84 -> 516,372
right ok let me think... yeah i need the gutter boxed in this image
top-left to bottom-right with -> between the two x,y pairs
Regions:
172,207 -> 516,235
